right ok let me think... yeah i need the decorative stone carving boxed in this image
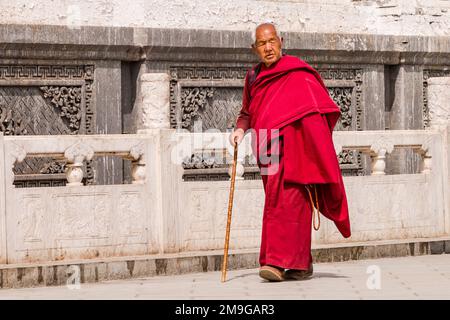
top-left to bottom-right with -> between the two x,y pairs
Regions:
129,142 -> 145,161
370,136 -> 395,155
118,193 -> 145,237
9,142 -> 26,165
318,68 -> 363,131
413,137 -> 434,174
329,87 -> 353,131
0,64 -> 95,186
39,161 -> 67,174
426,77 -> 450,130
14,180 -> 66,188
22,196 -> 45,243
169,65 -> 248,131
423,70 -> 450,128
171,65 -> 365,180
334,144 -> 343,155
40,86 -> 82,134
65,142 -> 94,164
319,68 -> 364,176
64,142 -> 94,186
0,64 -> 95,134
180,87 -> 215,130
54,193 -> 108,238
129,142 -> 146,185
338,149 -> 356,164
0,105 -> 27,135
138,73 -> 171,131
182,153 -> 218,169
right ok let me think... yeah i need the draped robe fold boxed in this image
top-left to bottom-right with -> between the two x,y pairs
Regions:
236,55 -> 351,270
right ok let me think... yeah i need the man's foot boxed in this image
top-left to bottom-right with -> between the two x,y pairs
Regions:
259,265 -> 285,282
284,263 -> 313,280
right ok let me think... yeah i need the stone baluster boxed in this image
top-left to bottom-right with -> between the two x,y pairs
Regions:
370,148 -> 388,175
64,142 -> 94,186
369,137 -> 394,176
414,141 -> 432,174
130,142 -> 146,184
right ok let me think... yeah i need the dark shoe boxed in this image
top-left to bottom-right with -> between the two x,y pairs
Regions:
285,263 -> 313,280
259,265 -> 285,282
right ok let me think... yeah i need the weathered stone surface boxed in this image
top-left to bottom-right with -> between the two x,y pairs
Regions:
427,77 -> 450,129
0,128 -> 448,264
0,238 -> 448,289
0,24 -> 449,64
0,1 -> 448,37
136,73 -> 170,131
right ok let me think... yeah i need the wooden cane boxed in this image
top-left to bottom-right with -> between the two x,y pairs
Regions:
221,137 -> 238,283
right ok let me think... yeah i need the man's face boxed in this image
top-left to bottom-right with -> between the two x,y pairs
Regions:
252,25 -> 283,67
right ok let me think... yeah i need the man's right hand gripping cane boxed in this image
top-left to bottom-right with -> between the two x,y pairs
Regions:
229,128 -> 245,147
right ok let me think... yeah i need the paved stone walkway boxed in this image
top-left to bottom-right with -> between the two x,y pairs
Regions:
0,254 -> 449,300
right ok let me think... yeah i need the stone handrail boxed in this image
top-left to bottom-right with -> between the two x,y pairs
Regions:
1,134 -> 148,186
332,130 -> 436,175
172,129 -> 439,178
2,129 -> 440,186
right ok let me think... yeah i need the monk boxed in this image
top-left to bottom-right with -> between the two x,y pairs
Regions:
229,22 -> 351,282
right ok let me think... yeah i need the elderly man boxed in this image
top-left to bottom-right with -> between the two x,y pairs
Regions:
230,23 -> 351,282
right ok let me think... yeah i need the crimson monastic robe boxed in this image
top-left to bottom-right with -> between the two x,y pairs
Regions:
236,54 -> 351,270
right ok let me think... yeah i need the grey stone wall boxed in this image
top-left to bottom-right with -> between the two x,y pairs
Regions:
0,23 -> 449,180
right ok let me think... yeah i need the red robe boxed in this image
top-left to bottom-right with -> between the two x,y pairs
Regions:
236,54 -> 351,270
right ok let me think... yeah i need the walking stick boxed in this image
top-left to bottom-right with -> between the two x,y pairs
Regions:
221,137 -> 238,283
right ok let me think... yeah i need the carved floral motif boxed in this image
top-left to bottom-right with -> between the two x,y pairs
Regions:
329,87 -> 353,130
182,153 -> 218,169
0,105 -> 27,135
40,161 -> 67,174
40,86 -> 82,134
180,87 -> 214,129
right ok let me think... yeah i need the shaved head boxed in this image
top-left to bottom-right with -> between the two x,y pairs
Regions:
255,23 -> 278,40
252,22 -> 283,67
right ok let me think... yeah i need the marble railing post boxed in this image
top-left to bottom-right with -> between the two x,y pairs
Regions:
369,137 -> 394,175
136,73 -> 170,132
427,76 -> 450,235
64,142 -> 94,186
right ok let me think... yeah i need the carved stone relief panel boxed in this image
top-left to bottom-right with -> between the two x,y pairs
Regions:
169,66 -> 248,132
322,175 -> 440,244
9,185 -> 150,263
20,196 -> 46,245
171,65 -> 365,180
183,188 -> 216,250
423,68 -> 450,128
0,65 -> 95,186
182,184 -> 263,250
54,193 -> 109,240
318,68 -> 364,131
117,192 -> 146,243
